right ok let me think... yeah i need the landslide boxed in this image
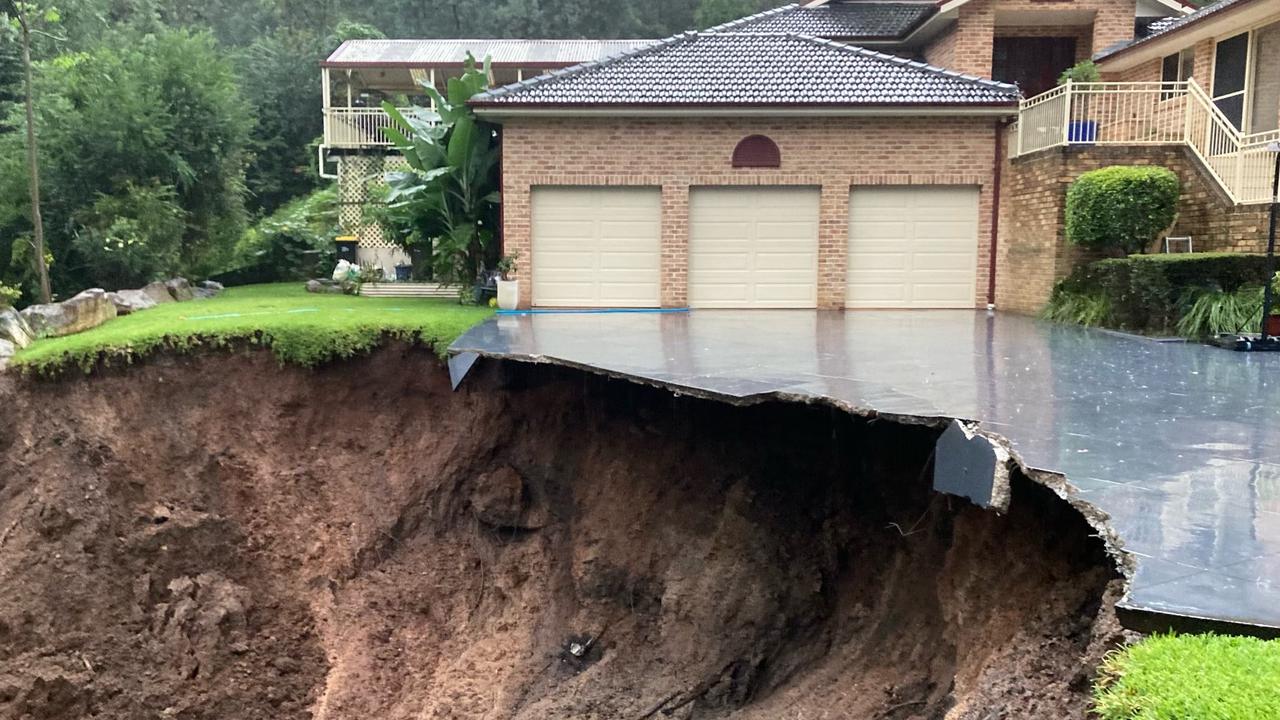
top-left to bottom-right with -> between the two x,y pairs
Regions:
0,345 -> 1126,719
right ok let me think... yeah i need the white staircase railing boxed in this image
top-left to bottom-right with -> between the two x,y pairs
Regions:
1011,80 -> 1279,205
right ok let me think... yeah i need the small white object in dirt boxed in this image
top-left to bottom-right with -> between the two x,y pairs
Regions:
569,642 -> 585,657
0,307 -> 35,349
19,289 -> 118,339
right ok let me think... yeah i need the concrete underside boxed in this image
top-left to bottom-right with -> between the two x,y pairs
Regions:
451,309 -> 1280,634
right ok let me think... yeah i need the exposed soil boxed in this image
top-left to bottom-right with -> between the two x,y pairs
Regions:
0,345 -> 1128,719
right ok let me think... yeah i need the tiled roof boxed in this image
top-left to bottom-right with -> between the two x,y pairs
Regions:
1096,0 -> 1254,60
470,32 -> 1020,109
323,39 -> 655,67
714,2 -> 936,39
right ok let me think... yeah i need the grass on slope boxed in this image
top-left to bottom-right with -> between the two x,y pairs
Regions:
13,283 -> 493,375
1093,633 -> 1280,720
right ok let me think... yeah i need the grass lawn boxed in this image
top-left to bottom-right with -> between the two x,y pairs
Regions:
1093,633 -> 1280,719
12,282 -> 493,375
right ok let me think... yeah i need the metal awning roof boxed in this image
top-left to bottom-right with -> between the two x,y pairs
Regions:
323,39 -> 656,68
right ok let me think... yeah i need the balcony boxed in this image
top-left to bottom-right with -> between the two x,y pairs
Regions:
1012,81 -> 1279,205
323,107 -> 418,149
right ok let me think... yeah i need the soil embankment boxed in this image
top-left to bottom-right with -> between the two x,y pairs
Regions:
0,346 -> 1126,719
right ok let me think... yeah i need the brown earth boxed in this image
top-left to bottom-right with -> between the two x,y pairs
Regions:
0,345 -> 1129,719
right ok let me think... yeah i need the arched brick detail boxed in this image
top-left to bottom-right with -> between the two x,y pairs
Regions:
732,135 -> 781,168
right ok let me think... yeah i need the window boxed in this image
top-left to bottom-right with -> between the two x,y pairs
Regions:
732,135 -> 781,168
1160,48 -> 1194,99
1249,22 -> 1280,133
1213,32 -> 1250,128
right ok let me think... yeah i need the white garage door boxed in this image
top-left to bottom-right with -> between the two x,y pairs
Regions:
688,187 -> 820,309
531,187 -> 662,307
847,186 -> 979,309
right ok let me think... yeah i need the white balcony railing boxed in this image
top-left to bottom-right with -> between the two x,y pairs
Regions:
323,107 -> 415,148
1012,80 -> 1279,205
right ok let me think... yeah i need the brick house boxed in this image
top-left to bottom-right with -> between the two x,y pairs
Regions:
321,0 -> 1280,311
999,0 -> 1280,311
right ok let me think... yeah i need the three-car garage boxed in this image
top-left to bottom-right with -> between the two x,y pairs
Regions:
526,184 -> 981,310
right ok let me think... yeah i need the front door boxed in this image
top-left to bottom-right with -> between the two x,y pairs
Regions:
993,37 -> 1077,98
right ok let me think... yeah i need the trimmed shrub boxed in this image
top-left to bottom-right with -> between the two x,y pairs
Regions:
1065,166 -> 1180,255
1045,253 -> 1272,335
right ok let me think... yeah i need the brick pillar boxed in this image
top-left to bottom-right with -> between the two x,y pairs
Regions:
503,181 -> 533,308
660,184 -> 690,308
817,181 -> 850,309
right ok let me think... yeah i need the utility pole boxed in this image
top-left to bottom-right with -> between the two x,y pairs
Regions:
6,0 -> 52,303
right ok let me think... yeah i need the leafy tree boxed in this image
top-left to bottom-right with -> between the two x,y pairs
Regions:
694,0 -> 773,28
382,56 -> 500,286
0,28 -> 253,294
2,0 -> 58,302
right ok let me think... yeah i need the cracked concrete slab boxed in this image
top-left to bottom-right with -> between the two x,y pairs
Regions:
450,309 -> 1280,635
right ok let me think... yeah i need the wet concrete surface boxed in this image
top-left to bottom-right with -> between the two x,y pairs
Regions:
450,310 -> 1280,632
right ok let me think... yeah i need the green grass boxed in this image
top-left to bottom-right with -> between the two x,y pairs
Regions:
1093,633 -> 1280,719
12,282 -> 493,375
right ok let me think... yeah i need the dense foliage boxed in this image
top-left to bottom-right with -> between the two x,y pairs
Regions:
383,57 -> 500,287
1065,166 -> 1181,255
0,0 -> 787,307
226,187 -> 340,283
1042,253 -> 1273,336
1093,634 -> 1280,720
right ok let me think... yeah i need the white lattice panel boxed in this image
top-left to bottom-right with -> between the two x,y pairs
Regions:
337,154 -> 410,249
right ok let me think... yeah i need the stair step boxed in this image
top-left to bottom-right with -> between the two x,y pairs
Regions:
360,283 -> 459,299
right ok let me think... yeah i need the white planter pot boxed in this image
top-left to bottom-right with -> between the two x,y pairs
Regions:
496,279 -> 519,310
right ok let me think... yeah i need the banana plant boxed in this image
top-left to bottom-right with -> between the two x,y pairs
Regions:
381,54 -> 501,288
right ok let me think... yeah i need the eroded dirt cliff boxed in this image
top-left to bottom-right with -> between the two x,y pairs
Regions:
0,346 -> 1126,719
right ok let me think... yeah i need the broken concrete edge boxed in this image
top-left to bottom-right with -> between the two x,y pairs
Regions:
447,347 -> 1144,614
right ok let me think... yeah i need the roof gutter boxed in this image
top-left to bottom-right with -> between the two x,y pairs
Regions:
472,104 -> 1018,119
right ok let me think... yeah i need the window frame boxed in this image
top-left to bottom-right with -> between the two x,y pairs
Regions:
1160,47 -> 1195,100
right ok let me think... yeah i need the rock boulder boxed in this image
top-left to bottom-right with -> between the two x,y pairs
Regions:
19,289 -> 118,338
140,281 -> 176,305
0,338 -> 15,369
108,289 -> 159,315
165,278 -> 195,302
0,307 -> 35,349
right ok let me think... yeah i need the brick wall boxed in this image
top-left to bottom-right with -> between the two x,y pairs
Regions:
936,0 -> 1139,79
500,116 -> 1002,309
996,142 -> 1272,314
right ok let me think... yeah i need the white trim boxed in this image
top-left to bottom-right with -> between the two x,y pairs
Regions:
474,105 -> 1017,119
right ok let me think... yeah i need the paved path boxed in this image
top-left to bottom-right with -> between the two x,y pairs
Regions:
452,310 -> 1280,632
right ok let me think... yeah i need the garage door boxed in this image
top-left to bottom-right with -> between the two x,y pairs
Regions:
847,187 -> 979,309
688,187 -> 820,308
531,187 -> 661,307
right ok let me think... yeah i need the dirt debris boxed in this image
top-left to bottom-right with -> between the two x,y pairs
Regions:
0,345 -> 1130,719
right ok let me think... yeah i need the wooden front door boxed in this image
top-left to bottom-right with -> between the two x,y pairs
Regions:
993,37 -> 1078,98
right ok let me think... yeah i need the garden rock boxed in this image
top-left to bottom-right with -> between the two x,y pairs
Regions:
306,279 -> 344,294
0,338 -> 14,369
140,281 -> 176,304
199,280 -> 225,293
109,289 -> 159,315
20,289 -> 118,338
165,278 -> 195,302
0,307 -> 35,349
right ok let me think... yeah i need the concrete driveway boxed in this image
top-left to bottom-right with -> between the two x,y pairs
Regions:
451,309 -> 1280,633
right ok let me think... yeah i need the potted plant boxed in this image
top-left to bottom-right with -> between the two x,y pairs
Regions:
495,252 -> 520,311
1060,61 -> 1101,144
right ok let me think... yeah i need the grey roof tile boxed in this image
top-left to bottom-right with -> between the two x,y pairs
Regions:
470,32 -> 1021,108
714,2 -> 936,39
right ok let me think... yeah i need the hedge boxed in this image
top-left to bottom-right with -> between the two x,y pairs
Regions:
1046,253 -> 1273,334
1066,166 -> 1181,255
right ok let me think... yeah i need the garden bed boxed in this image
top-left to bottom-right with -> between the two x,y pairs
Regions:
1042,253 -> 1273,337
